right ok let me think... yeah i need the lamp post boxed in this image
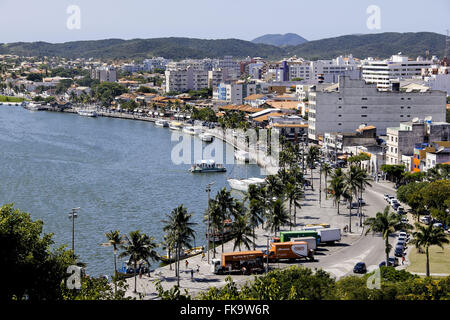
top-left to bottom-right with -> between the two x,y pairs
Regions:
263,234 -> 271,274
68,207 -> 80,259
206,182 -> 214,264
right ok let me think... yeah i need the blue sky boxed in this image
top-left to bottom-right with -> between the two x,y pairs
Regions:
0,0 -> 448,43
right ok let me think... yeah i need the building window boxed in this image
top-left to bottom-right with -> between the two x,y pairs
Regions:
361,115 -> 367,117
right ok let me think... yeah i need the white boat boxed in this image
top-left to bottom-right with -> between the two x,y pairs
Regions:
155,119 -> 169,127
183,126 -> 200,135
169,121 -> 183,130
199,133 -> 213,142
189,159 -> 226,173
227,177 -> 266,192
25,102 -> 43,111
234,149 -> 250,163
77,108 -> 97,117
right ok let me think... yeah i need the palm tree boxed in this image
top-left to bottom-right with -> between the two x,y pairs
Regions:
327,168 -> 346,215
409,223 -> 449,277
119,230 -> 159,293
204,198 -> 222,258
285,181 -> 303,229
215,188 -> 235,252
162,205 -> 197,287
231,213 -> 255,251
344,165 -> 363,233
306,145 -> 320,189
245,184 -> 266,250
365,206 -> 412,267
321,162 -> 332,195
265,198 -> 291,237
355,168 -> 372,226
102,230 -> 125,294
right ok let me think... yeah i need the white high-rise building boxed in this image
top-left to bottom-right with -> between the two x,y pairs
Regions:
362,54 -> 434,91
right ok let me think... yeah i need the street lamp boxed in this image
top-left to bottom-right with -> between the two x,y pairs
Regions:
68,207 -> 80,259
263,234 -> 271,274
206,182 -> 214,264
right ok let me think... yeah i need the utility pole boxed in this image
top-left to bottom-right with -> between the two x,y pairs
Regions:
68,207 -> 80,259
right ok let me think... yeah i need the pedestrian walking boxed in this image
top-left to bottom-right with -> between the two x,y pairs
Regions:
191,269 -> 194,280
185,259 -> 189,269
401,256 -> 405,265
201,252 -> 205,261
196,265 -> 200,272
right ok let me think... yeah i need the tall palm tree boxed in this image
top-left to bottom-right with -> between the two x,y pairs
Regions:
327,168 -> 346,215
409,223 -> 449,277
265,198 -> 291,237
102,230 -> 125,294
344,165 -> 363,233
321,162 -> 332,195
355,168 -> 372,226
245,184 -> 266,250
119,230 -> 159,293
215,188 -> 235,252
306,145 -> 320,189
285,181 -> 304,229
162,205 -> 197,287
231,213 -> 255,251
365,206 -> 412,267
204,198 -> 222,259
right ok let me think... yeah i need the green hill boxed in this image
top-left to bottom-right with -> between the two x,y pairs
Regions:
0,32 -> 446,61
252,33 -> 308,47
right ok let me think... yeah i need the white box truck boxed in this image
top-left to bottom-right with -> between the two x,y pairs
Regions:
318,228 -> 341,244
291,236 -> 317,250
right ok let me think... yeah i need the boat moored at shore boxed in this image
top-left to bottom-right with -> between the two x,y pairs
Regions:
189,159 -> 226,173
155,119 -> 169,127
199,133 -> 213,142
227,177 -> 266,192
77,108 -> 97,117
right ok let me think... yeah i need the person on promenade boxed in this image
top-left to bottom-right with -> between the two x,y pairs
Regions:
191,269 -> 194,280
185,259 -> 189,269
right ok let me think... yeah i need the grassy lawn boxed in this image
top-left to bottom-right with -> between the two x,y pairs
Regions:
0,95 -> 26,102
407,240 -> 450,275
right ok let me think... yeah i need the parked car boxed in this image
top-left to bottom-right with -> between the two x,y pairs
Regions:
383,194 -> 390,201
401,217 -> 409,224
397,207 -> 405,215
379,258 -> 399,267
358,198 -> 366,206
347,202 -> 360,209
394,247 -> 404,257
392,202 -> 400,210
420,216 -> 431,225
433,222 -> 443,229
353,262 -> 367,274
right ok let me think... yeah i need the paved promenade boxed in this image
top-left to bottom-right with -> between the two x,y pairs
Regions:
122,166 -> 390,299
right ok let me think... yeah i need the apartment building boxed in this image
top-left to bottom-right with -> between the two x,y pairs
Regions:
362,54 -> 434,91
307,76 -> 447,141
165,67 -> 208,93
386,120 -> 450,166
212,81 -> 257,105
91,66 -> 117,82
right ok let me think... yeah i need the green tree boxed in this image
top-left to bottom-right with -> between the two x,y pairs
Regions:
102,230 -> 125,294
265,199 -> 291,237
365,206 -> 412,267
409,223 -> 449,277
118,230 -> 159,293
0,204 -> 76,300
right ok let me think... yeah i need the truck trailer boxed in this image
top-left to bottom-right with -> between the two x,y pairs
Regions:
264,241 -> 314,262
211,251 -> 264,275
317,228 -> 341,244
291,236 -> 317,250
279,230 -> 319,244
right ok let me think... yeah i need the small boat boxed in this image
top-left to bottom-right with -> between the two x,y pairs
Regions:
77,109 -> 97,117
183,126 -> 200,135
199,133 -> 213,142
155,119 -> 169,127
158,246 -> 204,263
25,102 -> 43,111
189,159 -> 226,173
235,149 -> 250,163
169,121 -> 183,130
227,177 -> 266,192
